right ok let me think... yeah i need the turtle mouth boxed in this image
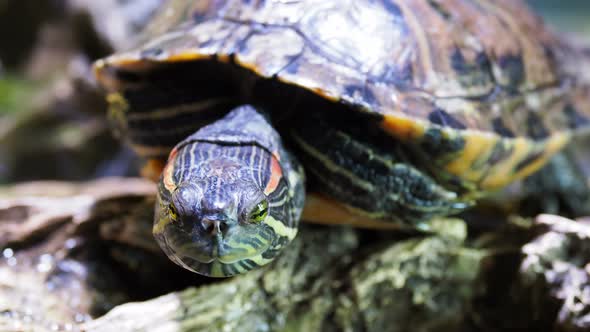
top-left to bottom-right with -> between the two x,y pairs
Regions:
164,239 -> 272,277
217,242 -> 271,264
175,240 -> 271,265
154,220 -> 273,276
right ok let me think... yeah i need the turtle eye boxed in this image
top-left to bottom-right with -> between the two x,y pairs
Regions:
249,200 -> 268,223
168,203 -> 178,221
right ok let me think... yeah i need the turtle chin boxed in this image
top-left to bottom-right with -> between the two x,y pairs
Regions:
179,242 -> 275,278
153,213 -> 280,277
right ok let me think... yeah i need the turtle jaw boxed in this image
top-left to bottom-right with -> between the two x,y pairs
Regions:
153,224 -> 278,277
153,199 -> 286,277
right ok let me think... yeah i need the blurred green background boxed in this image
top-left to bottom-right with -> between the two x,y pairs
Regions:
528,0 -> 590,36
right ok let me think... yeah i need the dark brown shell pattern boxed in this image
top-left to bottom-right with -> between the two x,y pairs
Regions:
94,0 -> 590,191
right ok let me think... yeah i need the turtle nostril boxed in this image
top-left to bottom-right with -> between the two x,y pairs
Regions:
201,219 -> 232,236
201,219 -> 219,235
219,222 -> 229,234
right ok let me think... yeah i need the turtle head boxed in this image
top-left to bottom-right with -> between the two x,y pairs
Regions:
153,106 -> 304,277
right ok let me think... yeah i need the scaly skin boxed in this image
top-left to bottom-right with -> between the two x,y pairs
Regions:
153,106 -> 304,277
154,106 -> 473,277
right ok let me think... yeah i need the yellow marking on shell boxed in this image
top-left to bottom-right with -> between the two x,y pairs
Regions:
479,137 -> 531,189
309,87 -> 340,102
380,113 -> 426,141
483,133 -> 570,189
302,194 -> 404,230
94,51 -> 221,91
235,58 -> 341,103
382,110 -> 570,191
478,133 -> 569,189
96,55 -> 157,72
94,56 -> 157,91
444,131 -> 499,181
231,58 -> 265,76
164,51 -> 214,62
440,131 -> 569,190
232,53 -> 341,103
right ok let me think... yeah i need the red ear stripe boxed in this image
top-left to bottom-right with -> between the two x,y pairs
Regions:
162,147 -> 180,192
168,146 -> 179,161
264,152 -> 283,195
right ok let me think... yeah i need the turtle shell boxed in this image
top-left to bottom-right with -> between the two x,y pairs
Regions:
94,0 -> 590,191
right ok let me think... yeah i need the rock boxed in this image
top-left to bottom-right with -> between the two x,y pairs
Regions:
0,178 -> 196,331
519,214 -> 590,332
467,213 -> 590,331
0,178 -> 487,332
85,218 -> 484,332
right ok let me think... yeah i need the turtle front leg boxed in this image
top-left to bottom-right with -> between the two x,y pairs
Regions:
290,115 -> 473,230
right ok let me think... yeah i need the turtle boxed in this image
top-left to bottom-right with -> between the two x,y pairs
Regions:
93,0 -> 590,277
